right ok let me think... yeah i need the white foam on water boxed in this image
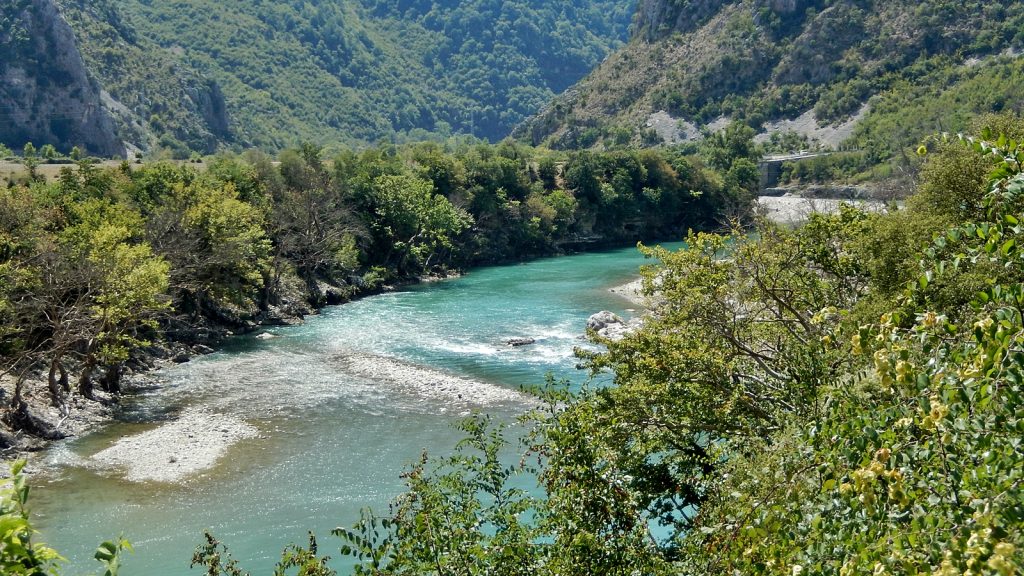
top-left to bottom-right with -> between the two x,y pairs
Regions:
38,443 -> 87,472
434,340 -> 505,356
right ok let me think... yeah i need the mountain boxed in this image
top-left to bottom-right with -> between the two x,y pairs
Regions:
0,0 -> 124,156
59,0 -> 231,156
0,0 -> 635,156
516,0 -> 1024,163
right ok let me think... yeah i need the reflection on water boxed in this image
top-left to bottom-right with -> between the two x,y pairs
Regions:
32,242 -> 681,575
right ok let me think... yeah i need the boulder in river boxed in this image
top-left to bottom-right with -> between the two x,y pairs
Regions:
598,316 -> 646,341
587,311 -> 623,332
506,337 -> 536,347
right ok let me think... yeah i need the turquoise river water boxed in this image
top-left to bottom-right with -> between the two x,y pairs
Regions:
31,243 -> 679,575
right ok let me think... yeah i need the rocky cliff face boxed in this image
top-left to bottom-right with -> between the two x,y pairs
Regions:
0,0 -> 231,157
632,0 -> 810,41
632,0 -> 723,41
0,0 -> 124,156
60,0 -> 232,155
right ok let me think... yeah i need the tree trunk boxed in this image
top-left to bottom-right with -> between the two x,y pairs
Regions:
48,357 -> 68,415
78,360 -> 96,401
10,375 -> 25,409
101,363 -> 122,395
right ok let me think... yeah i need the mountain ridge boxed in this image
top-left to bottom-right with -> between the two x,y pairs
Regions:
515,0 -> 1024,164
0,0 -> 636,156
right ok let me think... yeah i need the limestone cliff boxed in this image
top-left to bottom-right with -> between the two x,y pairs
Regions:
59,0 -> 232,155
0,0 -> 123,156
0,0 -> 231,157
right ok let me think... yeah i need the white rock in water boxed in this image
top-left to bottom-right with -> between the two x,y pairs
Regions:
597,316 -> 645,341
587,311 -> 623,331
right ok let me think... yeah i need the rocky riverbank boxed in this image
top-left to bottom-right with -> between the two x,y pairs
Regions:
88,409 -> 260,483
757,195 -> 887,225
608,277 -> 647,307
585,276 -> 661,343
337,351 -> 532,413
0,282 -> 326,457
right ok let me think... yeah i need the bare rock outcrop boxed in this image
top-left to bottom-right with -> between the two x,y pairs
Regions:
0,0 -> 124,156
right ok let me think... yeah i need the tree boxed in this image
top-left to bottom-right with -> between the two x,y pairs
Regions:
21,142 -> 38,181
39,144 -> 57,161
685,133 -> 1024,575
73,224 -> 169,397
270,146 -> 361,300
701,121 -> 758,172
35,198 -> 170,401
365,174 -> 472,276
0,185 -> 50,419
909,139 -> 995,222
147,180 -> 270,317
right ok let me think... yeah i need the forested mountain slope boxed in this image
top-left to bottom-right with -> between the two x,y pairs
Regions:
517,0 -> 1024,162
1,0 -> 635,156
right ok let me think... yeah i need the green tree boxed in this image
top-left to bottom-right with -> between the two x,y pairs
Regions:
366,174 -> 472,276
21,142 -> 38,181
38,144 -> 57,161
271,145 -> 360,299
148,180 -> 270,316
701,121 -> 758,172
909,140 -> 995,222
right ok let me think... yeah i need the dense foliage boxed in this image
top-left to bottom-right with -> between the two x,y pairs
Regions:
50,0 -> 634,154
0,140 -> 742,442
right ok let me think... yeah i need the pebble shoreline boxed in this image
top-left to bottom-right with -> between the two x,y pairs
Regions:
338,352 -> 532,410
89,409 -> 259,483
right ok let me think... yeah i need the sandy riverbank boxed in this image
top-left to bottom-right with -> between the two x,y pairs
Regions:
89,409 -> 259,483
609,277 -> 646,307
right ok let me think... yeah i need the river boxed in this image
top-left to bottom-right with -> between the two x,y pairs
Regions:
31,242 -> 678,575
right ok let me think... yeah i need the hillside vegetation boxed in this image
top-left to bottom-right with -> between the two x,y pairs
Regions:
3,0 -> 635,156
518,0 -> 1024,175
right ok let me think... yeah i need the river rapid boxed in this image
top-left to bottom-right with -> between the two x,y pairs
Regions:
31,243 -> 679,575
